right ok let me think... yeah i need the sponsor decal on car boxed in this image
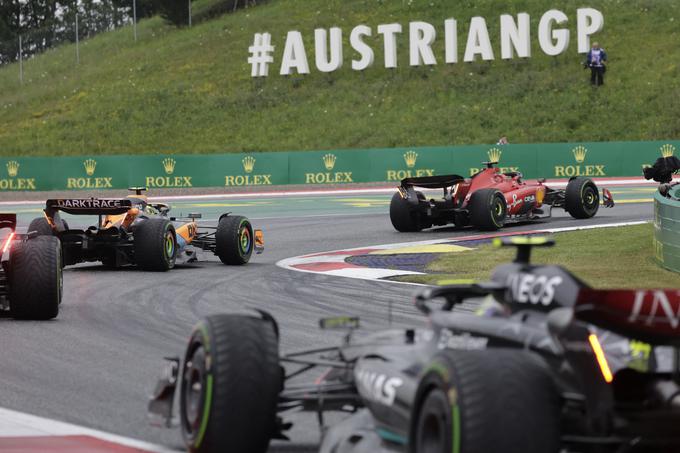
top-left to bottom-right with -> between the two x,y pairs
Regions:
54,199 -> 126,209
438,329 -> 488,350
509,193 -> 536,210
355,369 -> 403,406
506,273 -> 563,306
628,290 -> 680,329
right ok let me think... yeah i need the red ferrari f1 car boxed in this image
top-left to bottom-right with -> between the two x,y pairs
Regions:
390,161 -> 614,231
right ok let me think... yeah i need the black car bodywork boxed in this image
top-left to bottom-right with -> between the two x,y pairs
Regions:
149,238 -> 680,452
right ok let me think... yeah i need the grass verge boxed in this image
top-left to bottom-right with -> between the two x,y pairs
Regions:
0,0 -> 679,156
396,223 -> 680,288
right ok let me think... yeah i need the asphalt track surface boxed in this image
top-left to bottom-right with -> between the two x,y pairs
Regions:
0,190 -> 654,451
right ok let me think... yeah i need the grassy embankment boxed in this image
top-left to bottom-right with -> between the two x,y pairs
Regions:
398,223 -> 680,288
0,0 -> 679,156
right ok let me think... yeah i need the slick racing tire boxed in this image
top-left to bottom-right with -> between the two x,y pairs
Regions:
134,219 -> 177,271
215,215 -> 254,265
9,236 -> 62,320
565,177 -> 600,219
412,349 -> 560,453
180,314 -> 281,453
27,217 -> 54,236
469,188 -> 507,230
390,192 -> 425,232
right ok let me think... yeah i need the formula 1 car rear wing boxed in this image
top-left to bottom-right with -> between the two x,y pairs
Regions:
45,198 -> 133,216
400,174 -> 465,190
575,289 -> 680,345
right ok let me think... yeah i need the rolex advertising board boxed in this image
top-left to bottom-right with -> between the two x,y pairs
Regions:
368,147 -> 453,182
0,157 -> 51,191
221,153 -> 288,187
288,150 -> 371,185
538,142 -> 618,178
2,140 -> 680,192
52,156 -> 128,191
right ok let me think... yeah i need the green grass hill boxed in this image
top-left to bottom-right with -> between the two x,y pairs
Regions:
0,0 -> 679,157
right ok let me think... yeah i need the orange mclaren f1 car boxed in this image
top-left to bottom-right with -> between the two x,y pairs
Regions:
27,188 -> 263,271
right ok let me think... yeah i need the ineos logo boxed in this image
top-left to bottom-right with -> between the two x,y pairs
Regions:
507,273 -> 563,306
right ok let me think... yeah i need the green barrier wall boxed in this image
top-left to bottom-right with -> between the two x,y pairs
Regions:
0,140 -> 678,192
654,187 -> 680,274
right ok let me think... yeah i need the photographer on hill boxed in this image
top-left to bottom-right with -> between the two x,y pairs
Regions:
585,42 -> 607,86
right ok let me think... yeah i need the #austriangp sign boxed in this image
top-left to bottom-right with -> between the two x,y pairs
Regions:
247,8 -> 604,77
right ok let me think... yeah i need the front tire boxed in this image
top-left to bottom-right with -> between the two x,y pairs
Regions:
9,236 -> 62,320
179,314 -> 281,453
469,188 -> 507,230
133,219 -> 176,271
215,215 -> 254,265
412,349 -> 560,453
565,177 -> 600,219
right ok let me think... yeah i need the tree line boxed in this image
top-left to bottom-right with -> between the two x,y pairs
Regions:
0,1 -> 271,64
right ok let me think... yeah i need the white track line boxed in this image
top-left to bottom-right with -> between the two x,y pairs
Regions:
0,407 -> 179,452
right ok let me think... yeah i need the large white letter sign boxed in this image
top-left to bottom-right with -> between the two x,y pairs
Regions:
577,8 -> 604,53
500,13 -> 531,59
464,17 -> 494,62
444,18 -> 458,63
350,25 -> 374,71
280,31 -> 310,75
377,23 -> 402,68
409,21 -> 437,66
538,10 -> 569,56
315,27 -> 343,72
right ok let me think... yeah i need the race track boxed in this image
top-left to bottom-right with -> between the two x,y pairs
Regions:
0,189 -> 654,451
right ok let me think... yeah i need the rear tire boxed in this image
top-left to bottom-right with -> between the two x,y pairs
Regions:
27,217 -> 54,236
412,349 -> 560,453
134,219 -> 176,271
215,215 -> 254,265
469,188 -> 507,230
179,314 -> 281,453
9,236 -> 62,320
565,177 -> 600,219
390,192 -> 424,232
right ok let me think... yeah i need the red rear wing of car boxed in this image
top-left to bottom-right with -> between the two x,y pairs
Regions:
575,289 -> 680,345
46,198 -> 133,216
0,213 -> 17,231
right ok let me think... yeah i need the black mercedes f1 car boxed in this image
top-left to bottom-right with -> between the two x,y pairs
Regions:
1,213 -> 62,319
149,237 -> 680,452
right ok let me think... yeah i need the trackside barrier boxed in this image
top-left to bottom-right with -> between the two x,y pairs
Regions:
653,187 -> 680,274
0,140 -> 678,192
